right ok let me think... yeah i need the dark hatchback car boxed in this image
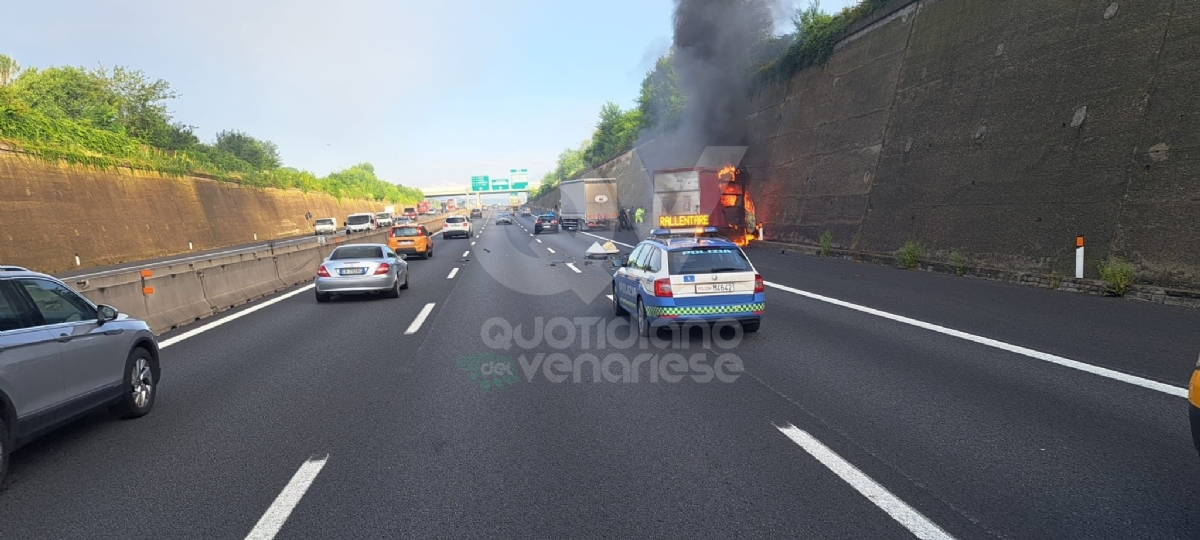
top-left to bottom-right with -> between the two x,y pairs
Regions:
470,208 -> 483,220
534,215 -> 560,234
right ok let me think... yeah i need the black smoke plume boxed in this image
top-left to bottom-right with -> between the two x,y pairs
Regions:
671,0 -> 773,151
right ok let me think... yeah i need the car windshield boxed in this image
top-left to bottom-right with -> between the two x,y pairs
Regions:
390,227 -> 420,237
404,208 -> 416,213
347,215 -> 371,225
330,246 -> 383,260
375,213 -> 390,219
447,217 -> 466,223
315,219 -> 334,225
538,215 -> 554,221
668,247 -> 751,274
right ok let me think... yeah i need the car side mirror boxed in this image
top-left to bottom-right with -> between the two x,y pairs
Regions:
611,255 -> 626,268
98,304 -> 118,324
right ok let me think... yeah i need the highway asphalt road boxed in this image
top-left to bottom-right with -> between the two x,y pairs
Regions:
2,209 -> 1198,539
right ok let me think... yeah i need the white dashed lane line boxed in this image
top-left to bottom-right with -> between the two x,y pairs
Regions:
566,263 -> 581,274
447,268 -> 459,279
244,455 -> 329,540
547,248 -> 556,254
404,303 -> 437,335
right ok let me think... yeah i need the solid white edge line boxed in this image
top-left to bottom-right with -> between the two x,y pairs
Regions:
577,230 -> 1180,397
580,231 -> 634,249
566,263 -> 581,274
159,285 -> 315,349
765,281 -> 1188,398
405,302 -> 437,335
547,248 -> 556,254
244,455 -> 329,540
447,268 -> 459,279
775,425 -> 956,540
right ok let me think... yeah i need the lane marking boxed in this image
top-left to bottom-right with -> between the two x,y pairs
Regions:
447,268 -> 459,279
536,239 -> 542,243
566,263 -> 581,274
529,233 -> 534,237
579,230 -> 1182,396
405,302 -> 437,335
547,248 -> 556,254
606,294 -> 613,300
765,281 -> 1188,398
244,455 -> 329,540
775,425 -> 955,540
462,250 -> 470,258
160,285 -> 315,348
471,241 -> 476,246
580,231 -> 633,248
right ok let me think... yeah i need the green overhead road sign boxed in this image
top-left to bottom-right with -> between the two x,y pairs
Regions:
471,176 -> 490,192
509,168 -> 529,191
491,178 -> 510,190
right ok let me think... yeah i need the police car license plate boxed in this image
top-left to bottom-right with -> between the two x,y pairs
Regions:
696,283 -> 735,293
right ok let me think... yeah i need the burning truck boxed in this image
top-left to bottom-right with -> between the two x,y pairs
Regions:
651,165 -> 758,245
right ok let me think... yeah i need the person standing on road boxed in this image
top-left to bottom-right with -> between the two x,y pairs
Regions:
635,206 -> 644,225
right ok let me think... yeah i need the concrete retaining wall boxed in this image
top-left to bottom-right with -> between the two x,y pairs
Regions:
0,148 -> 393,275
552,0 -> 1200,290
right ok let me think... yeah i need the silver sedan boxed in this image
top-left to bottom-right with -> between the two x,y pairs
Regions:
315,244 -> 409,302
495,213 -> 513,225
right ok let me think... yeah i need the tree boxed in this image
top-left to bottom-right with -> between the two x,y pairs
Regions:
12,66 -> 120,130
214,130 -> 281,170
0,55 -> 18,86
582,102 -> 642,168
106,66 -> 179,145
637,52 -> 685,133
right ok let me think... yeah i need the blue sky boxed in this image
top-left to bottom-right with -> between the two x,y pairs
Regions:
8,0 -> 856,190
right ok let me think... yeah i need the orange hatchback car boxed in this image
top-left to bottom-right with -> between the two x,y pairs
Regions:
387,224 -> 434,259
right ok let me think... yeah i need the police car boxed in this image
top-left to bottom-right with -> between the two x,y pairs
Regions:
611,227 -> 764,335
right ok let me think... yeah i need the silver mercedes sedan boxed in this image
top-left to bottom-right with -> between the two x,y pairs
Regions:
315,244 -> 409,302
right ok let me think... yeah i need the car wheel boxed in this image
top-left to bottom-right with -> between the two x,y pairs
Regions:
613,283 -> 627,316
316,290 -> 331,303
442,233 -> 448,239
400,271 -> 410,290
637,298 -> 650,337
742,320 -> 761,333
112,347 -> 157,419
385,277 -> 401,298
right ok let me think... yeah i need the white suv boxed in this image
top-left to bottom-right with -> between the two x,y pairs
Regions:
442,216 -> 472,239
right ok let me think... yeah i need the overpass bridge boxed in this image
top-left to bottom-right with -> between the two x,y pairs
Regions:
421,185 -> 533,207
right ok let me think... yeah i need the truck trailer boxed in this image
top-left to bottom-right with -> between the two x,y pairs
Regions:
652,166 -> 755,244
558,178 -> 619,231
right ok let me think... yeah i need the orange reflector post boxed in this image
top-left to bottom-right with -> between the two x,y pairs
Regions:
1076,235 -> 1085,248
142,286 -> 155,295
140,269 -> 153,278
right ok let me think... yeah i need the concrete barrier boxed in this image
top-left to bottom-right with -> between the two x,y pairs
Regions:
197,252 -> 286,313
274,242 -> 322,287
71,270 -> 150,322
141,262 -> 214,334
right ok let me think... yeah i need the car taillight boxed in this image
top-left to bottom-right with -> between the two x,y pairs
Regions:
317,265 -> 331,277
375,263 -> 391,275
654,278 -> 673,297
754,274 -> 764,293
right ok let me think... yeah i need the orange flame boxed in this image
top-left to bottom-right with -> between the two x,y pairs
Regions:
718,165 -> 737,181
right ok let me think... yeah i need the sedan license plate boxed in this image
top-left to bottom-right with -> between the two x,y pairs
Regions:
696,283 -> 736,294
339,268 -> 367,276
